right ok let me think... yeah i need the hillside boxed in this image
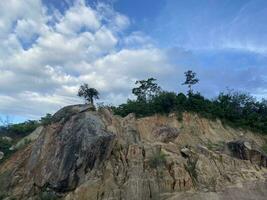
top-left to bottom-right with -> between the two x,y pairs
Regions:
0,104 -> 267,200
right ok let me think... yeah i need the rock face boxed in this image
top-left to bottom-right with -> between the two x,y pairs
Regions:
12,126 -> 44,150
0,106 -> 267,200
152,126 -> 180,142
0,151 -> 3,160
27,110 -> 115,193
226,140 -> 267,167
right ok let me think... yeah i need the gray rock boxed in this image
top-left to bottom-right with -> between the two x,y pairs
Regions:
52,104 -> 95,124
152,126 -> 180,143
181,147 -> 191,158
0,151 -> 4,160
226,140 -> 267,167
27,106 -> 115,192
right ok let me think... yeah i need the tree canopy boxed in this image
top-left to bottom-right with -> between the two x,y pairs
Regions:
78,83 -> 99,105
132,78 -> 161,102
113,75 -> 267,135
182,70 -> 199,94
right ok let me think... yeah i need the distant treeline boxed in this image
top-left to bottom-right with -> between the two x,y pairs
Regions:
0,114 -> 53,138
112,75 -> 267,134
2,71 -> 267,137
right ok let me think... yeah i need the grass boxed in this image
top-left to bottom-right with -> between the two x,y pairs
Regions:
206,140 -> 225,151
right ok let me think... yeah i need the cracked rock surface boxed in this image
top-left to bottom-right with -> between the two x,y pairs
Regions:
0,105 -> 267,200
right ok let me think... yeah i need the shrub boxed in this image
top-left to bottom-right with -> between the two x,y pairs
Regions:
40,113 -> 53,126
7,120 -> 39,137
112,89 -> 267,135
148,151 -> 167,169
261,143 -> 267,154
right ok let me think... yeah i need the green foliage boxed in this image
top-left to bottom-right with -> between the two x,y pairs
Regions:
0,121 -> 39,163
132,78 -> 161,102
4,120 -> 39,137
151,91 -> 177,114
78,83 -> 99,105
261,143 -> 267,154
0,138 -> 15,164
148,151 -> 167,169
206,140 -> 225,151
185,158 -> 198,184
0,138 -> 12,155
112,77 -> 267,134
182,70 -> 199,93
40,113 -> 53,126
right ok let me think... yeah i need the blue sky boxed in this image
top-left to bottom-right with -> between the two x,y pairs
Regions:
0,0 -> 266,123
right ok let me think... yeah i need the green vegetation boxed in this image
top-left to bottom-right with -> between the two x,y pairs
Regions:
148,150 -> 167,169
0,112 -> 54,138
113,73 -> 267,135
182,70 -> 199,94
0,137 -> 13,156
78,83 -> 99,105
0,113 -> 53,163
206,140 -> 225,151
185,158 -> 198,184
0,120 -> 39,138
132,77 -> 161,102
40,113 -> 53,126
261,143 -> 267,154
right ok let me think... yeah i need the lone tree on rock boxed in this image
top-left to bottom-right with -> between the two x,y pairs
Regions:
78,83 -> 99,105
182,70 -> 199,94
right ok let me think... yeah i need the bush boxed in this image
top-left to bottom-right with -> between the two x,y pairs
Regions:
152,92 -> 177,114
261,143 -> 267,154
0,138 -> 15,164
40,114 -> 53,126
148,151 -> 167,169
0,120 -> 39,138
112,89 -> 267,135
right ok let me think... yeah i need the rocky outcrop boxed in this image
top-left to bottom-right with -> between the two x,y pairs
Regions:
26,111 -> 115,193
0,152 -> 3,160
0,107 -> 266,200
152,126 -> 179,143
226,140 -> 267,167
11,126 -> 43,150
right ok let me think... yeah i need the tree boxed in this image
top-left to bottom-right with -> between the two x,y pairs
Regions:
78,84 -> 99,105
182,70 -> 199,94
132,78 -> 161,102
40,113 -> 53,126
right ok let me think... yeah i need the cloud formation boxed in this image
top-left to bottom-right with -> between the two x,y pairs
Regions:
0,0 -> 174,119
1,0 -> 267,121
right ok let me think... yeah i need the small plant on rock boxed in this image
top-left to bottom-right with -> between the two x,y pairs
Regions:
148,150 -> 167,169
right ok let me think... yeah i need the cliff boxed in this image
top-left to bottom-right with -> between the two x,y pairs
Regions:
0,104 -> 267,200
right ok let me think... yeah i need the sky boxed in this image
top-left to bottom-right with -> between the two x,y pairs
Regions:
0,0 -> 267,123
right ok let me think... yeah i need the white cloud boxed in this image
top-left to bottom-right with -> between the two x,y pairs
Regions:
56,1 -> 100,35
0,0 -> 174,119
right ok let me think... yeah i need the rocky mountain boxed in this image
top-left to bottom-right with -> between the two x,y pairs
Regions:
0,104 -> 267,200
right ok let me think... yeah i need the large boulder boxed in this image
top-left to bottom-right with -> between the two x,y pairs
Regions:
26,106 -> 115,193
